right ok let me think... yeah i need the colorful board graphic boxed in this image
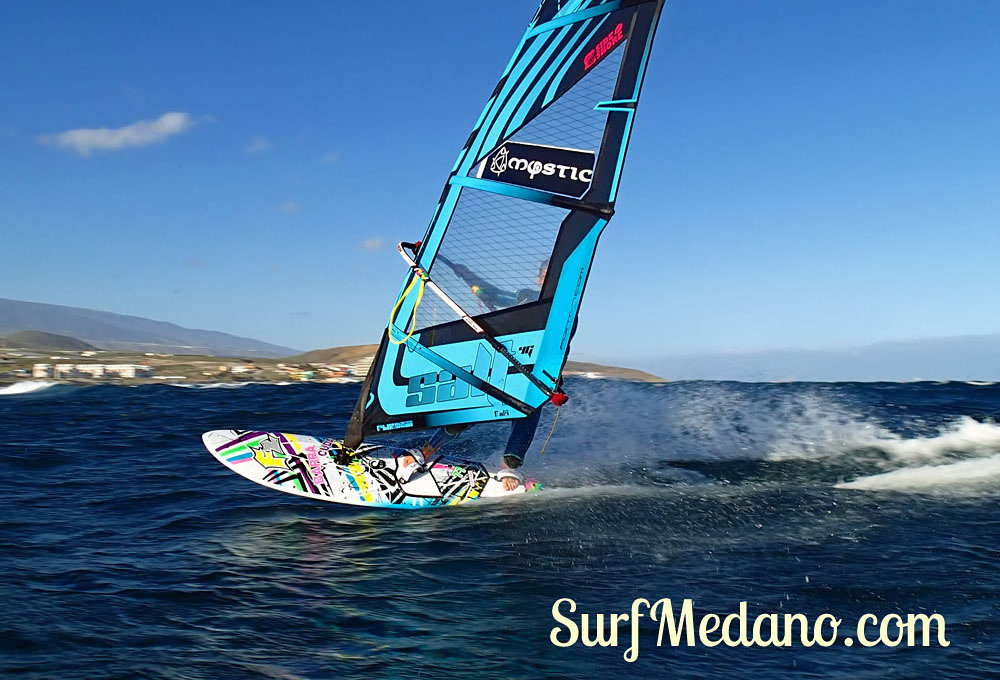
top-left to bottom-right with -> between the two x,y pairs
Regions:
203,430 -> 541,509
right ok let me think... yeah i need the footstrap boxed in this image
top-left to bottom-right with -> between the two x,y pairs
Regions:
397,448 -> 427,483
494,467 -> 524,485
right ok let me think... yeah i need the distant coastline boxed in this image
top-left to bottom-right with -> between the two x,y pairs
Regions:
0,300 -> 664,385
1,340 -> 665,387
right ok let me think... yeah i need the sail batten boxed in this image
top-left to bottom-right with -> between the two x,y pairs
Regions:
344,0 -> 666,449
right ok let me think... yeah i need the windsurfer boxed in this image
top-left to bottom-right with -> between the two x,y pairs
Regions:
398,260 -> 569,491
398,411 -> 540,491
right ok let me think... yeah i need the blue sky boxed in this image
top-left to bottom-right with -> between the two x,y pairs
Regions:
2,1 -> 998,364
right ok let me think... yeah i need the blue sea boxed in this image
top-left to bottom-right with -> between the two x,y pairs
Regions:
1,379 -> 998,679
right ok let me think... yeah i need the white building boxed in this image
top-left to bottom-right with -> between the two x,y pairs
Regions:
104,364 -> 154,378
76,364 -> 106,378
351,356 -> 375,377
32,364 -> 53,378
53,364 -> 78,378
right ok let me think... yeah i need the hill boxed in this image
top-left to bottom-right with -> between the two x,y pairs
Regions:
285,344 -> 664,382
562,360 -> 663,382
3,330 -> 98,351
284,344 -> 382,366
0,298 -> 299,357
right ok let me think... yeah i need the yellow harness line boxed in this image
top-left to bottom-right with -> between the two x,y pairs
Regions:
387,270 -> 428,345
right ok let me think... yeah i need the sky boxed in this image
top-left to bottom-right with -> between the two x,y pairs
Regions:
2,0 -> 998,367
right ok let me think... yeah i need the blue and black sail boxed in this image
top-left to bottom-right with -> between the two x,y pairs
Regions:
345,0 -> 666,449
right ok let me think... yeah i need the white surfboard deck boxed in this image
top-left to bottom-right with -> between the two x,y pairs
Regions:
203,429 -> 541,509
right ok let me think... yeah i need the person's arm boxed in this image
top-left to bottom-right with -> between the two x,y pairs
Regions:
436,255 -> 518,310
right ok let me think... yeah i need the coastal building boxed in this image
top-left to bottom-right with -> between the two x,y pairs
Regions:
35,363 -> 154,379
351,356 -> 375,377
76,364 -> 106,378
53,364 -> 78,378
104,364 -> 154,378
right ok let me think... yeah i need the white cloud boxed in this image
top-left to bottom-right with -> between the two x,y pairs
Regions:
361,237 -> 385,252
320,150 -> 339,164
39,111 -> 194,156
283,201 -> 299,214
245,135 -> 271,154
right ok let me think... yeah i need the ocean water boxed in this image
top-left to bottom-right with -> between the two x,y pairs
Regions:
1,379 -> 998,679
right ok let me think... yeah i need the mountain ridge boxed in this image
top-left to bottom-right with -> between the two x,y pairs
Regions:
2,330 -> 98,351
0,298 -> 298,357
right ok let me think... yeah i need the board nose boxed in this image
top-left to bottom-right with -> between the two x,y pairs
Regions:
202,429 -> 237,452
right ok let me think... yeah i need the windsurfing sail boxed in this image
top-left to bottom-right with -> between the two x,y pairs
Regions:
345,0 -> 666,449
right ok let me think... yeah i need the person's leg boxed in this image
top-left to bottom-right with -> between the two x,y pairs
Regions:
503,408 -> 542,468
423,424 -> 468,457
499,408 -> 542,489
399,424 -> 469,476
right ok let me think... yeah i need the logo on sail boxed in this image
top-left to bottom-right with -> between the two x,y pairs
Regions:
584,22 -> 625,70
403,342 -> 511,408
477,141 -> 596,198
490,145 -> 509,175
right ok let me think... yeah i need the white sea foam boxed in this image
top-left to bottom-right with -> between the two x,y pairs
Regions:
0,381 -> 59,396
837,454 -> 1000,491
866,416 -> 1000,462
170,382 -> 251,389
830,417 -> 1000,492
524,380 -> 1000,495
509,381 -> 896,491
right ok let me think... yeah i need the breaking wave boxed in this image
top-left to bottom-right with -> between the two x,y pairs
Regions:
835,417 -> 1000,492
169,382 -> 252,389
0,381 -> 59,396
836,453 -> 1000,491
860,416 -> 1000,461
516,381 -> 1000,493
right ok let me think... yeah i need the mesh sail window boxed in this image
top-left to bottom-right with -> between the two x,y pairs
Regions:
413,190 -> 570,331
345,0 -> 666,448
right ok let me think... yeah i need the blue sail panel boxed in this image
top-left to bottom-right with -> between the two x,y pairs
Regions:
344,0 -> 666,448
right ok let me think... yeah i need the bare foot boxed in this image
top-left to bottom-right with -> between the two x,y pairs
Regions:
399,443 -> 435,471
500,462 -> 522,491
